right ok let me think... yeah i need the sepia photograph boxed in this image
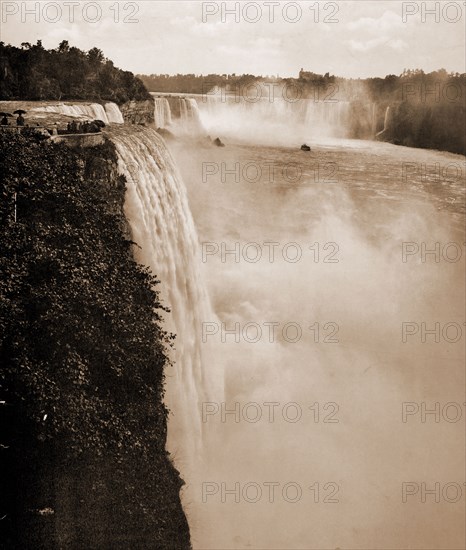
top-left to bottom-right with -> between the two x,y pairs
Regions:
0,1 -> 465,549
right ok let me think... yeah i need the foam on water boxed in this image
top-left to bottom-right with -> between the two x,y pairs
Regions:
108,126 -> 223,471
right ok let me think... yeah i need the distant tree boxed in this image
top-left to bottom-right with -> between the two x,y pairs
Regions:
58,40 -> 69,53
87,47 -> 104,65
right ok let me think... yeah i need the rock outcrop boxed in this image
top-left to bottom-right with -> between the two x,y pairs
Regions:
119,99 -> 155,125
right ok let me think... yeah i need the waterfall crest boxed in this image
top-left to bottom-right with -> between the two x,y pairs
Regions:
151,94 -> 204,134
104,102 -> 125,124
196,94 -> 355,142
154,97 -> 173,128
108,126 -> 222,461
150,92 -> 379,143
31,101 -> 124,124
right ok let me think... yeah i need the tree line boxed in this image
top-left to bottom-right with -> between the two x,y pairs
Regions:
0,41 -> 151,104
140,69 -> 465,104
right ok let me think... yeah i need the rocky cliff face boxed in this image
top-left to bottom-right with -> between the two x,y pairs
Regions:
50,133 -> 106,147
375,101 -> 466,154
119,99 -> 155,125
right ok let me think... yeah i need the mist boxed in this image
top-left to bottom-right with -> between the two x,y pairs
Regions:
168,132 -> 465,549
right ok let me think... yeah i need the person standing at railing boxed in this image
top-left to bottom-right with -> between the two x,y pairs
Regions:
16,114 -> 25,126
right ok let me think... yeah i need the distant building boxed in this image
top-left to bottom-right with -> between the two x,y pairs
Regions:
299,68 -> 314,80
299,69 -> 333,82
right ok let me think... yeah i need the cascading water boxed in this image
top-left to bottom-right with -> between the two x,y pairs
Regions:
171,97 -> 204,134
108,126 -> 223,466
194,94 -> 357,144
99,98 -> 463,550
104,102 -> 125,124
153,97 -> 173,128
150,91 -> 384,143
31,101 -> 124,124
376,105 -> 391,138
151,93 -> 204,134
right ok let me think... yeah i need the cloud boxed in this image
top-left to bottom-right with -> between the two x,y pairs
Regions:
347,10 -> 404,33
344,9 -> 408,56
348,36 -> 389,52
216,37 -> 281,60
348,35 -> 408,53
389,38 -> 408,52
1,0 -> 463,78
252,37 -> 281,48
170,15 -> 233,37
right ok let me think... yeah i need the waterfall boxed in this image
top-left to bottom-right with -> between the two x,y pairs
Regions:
31,102 -> 124,124
108,126 -> 222,463
376,105 -> 391,138
170,97 -> 204,133
149,92 -> 381,143
104,102 -> 124,124
151,93 -> 205,134
384,105 -> 391,129
194,94 -> 354,144
153,97 -> 172,128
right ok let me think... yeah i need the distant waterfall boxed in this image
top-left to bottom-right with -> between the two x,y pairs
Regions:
376,105 -> 391,138
194,94 -> 354,144
153,97 -> 172,128
109,126 -> 222,461
31,102 -> 124,124
149,92 -> 384,143
151,93 -> 204,134
383,105 -> 391,129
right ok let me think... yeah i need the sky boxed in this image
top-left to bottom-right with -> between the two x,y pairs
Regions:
1,0 -> 465,78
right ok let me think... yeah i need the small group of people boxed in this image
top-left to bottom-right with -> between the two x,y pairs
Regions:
1,114 -> 101,135
1,114 -> 25,126
65,119 -> 102,134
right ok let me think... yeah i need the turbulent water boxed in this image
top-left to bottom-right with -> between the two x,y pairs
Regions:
104,97 -> 464,548
168,134 -> 465,549
108,126 -> 223,468
197,94 -> 358,142
151,91 -> 377,143
41,97 -> 463,548
152,94 -> 204,134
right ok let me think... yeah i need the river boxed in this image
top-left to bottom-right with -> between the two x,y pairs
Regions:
169,136 -> 465,549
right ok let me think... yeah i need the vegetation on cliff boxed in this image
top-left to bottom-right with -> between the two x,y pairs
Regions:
0,133 -> 191,549
0,41 -> 151,104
